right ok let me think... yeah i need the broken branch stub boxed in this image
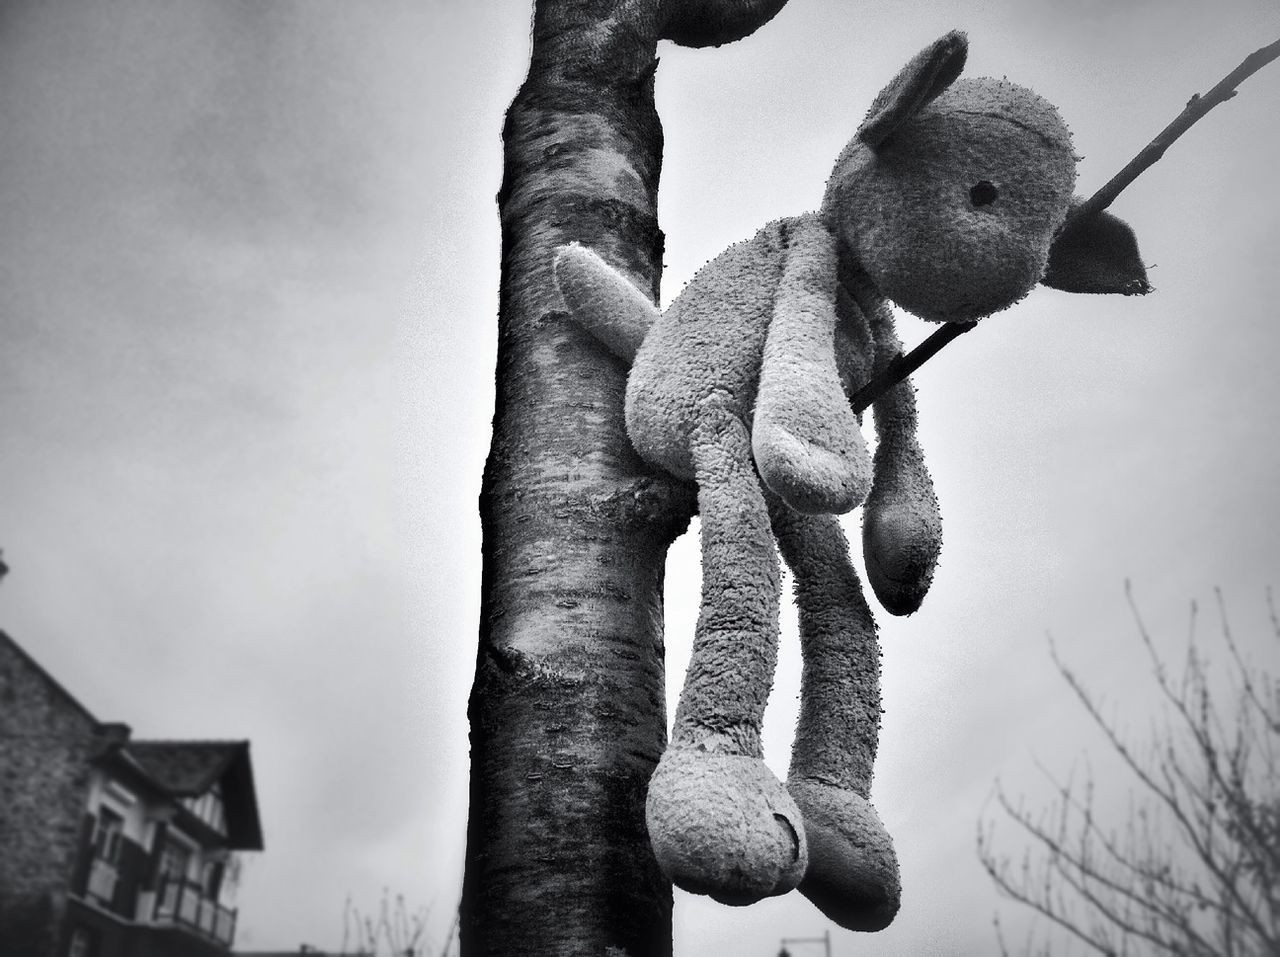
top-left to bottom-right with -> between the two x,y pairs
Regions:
658,0 -> 790,48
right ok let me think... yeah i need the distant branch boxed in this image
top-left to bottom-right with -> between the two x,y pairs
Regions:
979,588 -> 1280,955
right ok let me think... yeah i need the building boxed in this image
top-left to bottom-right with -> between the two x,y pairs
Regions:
0,630 -> 264,957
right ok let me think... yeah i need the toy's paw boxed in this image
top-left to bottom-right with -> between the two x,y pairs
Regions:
789,778 -> 900,932
753,420 -> 871,516
862,443 -> 941,616
647,748 -> 808,904
862,499 -> 940,615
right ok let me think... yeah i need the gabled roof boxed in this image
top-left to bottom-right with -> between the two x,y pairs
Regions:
108,739 -> 265,852
1,630 -> 265,851
126,740 -> 243,796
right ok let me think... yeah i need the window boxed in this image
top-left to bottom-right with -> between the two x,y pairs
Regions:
67,926 -> 94,957
182,783 -> 227,834
202,858 -> 225,900
158,839 -> 191,885
208,787 -> 227,834
103,780 -> 136,807
91,807 -> 124,865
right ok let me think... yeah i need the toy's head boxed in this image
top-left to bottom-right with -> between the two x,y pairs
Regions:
823,31 -> 1147,323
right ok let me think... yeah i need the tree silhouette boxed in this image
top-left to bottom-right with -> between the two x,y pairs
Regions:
979,586 -> 1280,956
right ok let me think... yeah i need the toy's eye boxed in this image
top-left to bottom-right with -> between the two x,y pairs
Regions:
969,181 -> 999,207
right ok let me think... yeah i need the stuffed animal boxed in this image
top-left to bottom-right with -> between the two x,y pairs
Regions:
553,30 -> 1147,932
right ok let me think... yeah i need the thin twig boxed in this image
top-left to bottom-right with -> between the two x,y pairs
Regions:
994,776 -> 1214,955
1055,635 -> 1277,946
439,906 -> 461,957
985,591 -> 1280,954
1072,38 -> 1280,223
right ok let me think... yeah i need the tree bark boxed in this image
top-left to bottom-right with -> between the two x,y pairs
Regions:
461,4 -> 683,955
463,2 -> 792,952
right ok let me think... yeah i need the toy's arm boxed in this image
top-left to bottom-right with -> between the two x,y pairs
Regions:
752,215 -> 871,515
553,243 -> 660,363
861,312 -> 942,616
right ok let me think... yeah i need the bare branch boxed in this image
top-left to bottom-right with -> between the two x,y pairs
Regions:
983,589 -> 1280,955
994,776 -> 1214,955
1072,38 -> 1280,223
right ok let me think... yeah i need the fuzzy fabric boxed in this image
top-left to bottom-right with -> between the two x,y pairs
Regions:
787,778 -> 900,931
1042,202 -> 1152,294
552,28 -> 1149,931
554,243 -> 658,361
862,311 -> 942,616
752,215 -> 872,515
858,29 -> 968,149
644,382 -> 805,900
624,221 -> 786,481
769,504 -> 900,929
824,71 -> 1079,324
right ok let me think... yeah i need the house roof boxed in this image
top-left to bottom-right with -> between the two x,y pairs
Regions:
1,630 -> 265,850
108,739 -> 266,852
126,740 -> 243,796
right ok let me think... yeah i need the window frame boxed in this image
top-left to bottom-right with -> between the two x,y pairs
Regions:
66,925 -> 94,957
91,806 -> 125,866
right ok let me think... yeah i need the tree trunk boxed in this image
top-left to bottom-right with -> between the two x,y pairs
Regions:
462,2 -> 789,952
462,4 -> 679,955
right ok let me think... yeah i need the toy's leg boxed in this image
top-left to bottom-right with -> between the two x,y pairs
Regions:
769,500 -> 901,931
646,406 -> 808,905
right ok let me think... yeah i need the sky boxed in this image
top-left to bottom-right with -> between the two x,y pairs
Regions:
1,1 -> 1277,955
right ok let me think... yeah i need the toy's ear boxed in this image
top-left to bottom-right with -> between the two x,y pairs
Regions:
1041,201 -> 1152,295
858,31 -> 968,150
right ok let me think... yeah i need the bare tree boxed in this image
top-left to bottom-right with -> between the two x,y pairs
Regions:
340,889 -> 456,957
978,585 -> 1280,956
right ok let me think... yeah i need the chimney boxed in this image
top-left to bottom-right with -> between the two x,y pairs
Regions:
95,722 -> 132,746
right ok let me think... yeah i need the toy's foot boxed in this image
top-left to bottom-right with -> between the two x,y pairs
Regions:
646,748 -> 808,904
788,778 -> 900,931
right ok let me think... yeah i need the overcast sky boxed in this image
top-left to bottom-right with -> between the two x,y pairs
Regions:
2,1 -> 1278,954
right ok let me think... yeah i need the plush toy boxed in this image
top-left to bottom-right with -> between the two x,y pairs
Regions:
554,30 -> 1147,931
